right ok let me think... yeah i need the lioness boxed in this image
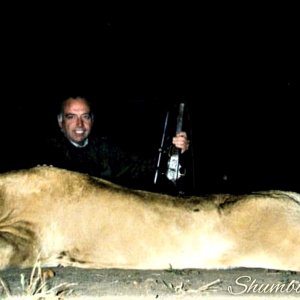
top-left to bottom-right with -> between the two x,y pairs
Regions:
0,166 -> 299,271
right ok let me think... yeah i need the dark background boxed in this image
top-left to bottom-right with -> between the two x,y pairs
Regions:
1,4 -> 298,194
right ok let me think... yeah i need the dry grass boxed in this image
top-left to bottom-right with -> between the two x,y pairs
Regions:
0,258 -> 76,299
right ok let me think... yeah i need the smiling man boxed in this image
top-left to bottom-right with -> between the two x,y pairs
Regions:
57,97 -> 94,147
37,96 -> 191,194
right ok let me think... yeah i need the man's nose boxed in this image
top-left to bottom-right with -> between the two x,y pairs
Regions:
76,117 -> 84,126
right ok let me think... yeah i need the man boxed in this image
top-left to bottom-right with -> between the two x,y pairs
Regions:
39,96 -> 191,194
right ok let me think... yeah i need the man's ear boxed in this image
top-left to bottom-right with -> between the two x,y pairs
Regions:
57,114 -> 63,129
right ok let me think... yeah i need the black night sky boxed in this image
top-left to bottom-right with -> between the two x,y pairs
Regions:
1,5 -> 298,194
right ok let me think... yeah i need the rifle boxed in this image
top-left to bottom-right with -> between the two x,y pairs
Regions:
154,103 -> 186,186
165,103 -> 185,184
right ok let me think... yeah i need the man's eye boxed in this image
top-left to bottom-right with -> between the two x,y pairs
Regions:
65,114 -> 75,120
82,114 -> 91,120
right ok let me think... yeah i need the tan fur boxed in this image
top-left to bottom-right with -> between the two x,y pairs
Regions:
0,166 -> 299,271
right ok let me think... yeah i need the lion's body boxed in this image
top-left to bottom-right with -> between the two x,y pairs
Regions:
0,166 -> 299,271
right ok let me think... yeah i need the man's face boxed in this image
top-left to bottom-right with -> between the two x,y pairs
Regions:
58,98 -> 93,145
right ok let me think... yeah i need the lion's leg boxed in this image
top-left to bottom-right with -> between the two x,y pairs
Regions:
0,236 -> 15,269
0,232 -> 37,269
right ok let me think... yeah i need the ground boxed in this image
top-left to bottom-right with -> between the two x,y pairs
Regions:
0,267 -> 299,299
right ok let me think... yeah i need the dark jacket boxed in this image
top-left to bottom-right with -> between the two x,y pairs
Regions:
37,133 -> 192,195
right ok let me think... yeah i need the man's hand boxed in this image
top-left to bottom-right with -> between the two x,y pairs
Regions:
172,131 -> 190,153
